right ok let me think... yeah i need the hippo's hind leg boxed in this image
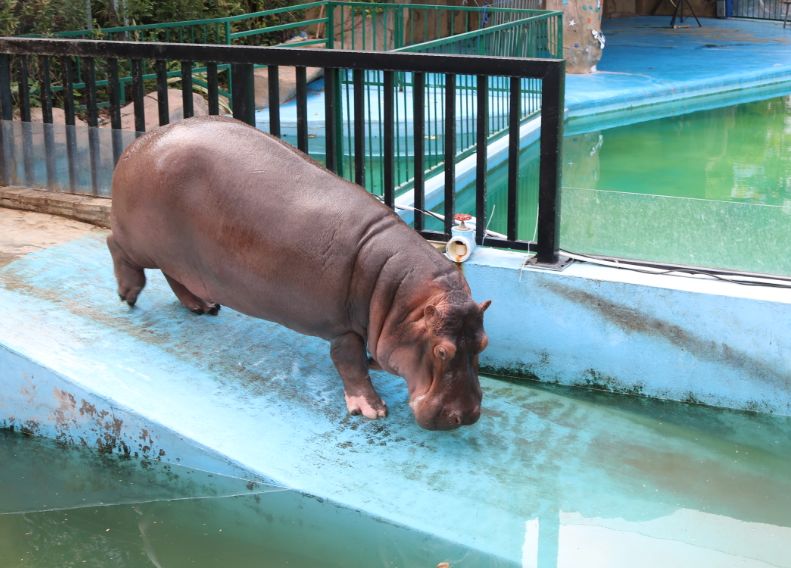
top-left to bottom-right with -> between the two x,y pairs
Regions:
107,234 -> 146,307
163,274 -> 220,315
331,333 -> 388,420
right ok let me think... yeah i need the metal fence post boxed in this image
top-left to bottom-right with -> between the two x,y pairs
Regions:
0,55 -> 13,121
535,61 -> 565,265
326,2 -> 335,49
231,63 -> 256,126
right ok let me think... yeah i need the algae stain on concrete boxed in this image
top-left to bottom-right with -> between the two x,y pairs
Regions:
541,280 -> 789,388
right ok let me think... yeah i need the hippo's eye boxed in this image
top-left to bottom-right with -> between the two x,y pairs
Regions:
434,343 -> 456,361
478,334 -> 489,353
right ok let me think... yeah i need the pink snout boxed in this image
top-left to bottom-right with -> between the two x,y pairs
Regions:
412,397 -> 482,430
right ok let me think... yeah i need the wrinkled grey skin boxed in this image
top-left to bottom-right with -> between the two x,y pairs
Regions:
108,116 -> 491,430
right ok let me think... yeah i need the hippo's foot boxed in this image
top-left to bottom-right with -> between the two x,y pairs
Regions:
331,332 -> 388,421
107,235 -> 146,307
344,391 -> 388,420
190,302 -> 221,316
163,273 -> 220,316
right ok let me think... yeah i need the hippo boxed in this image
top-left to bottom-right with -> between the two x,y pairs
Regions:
107,116 -> 491,430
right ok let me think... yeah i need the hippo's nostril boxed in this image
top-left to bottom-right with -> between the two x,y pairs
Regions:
450,412 -> 462,426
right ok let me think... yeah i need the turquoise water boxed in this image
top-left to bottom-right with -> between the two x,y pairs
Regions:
3,380 -> 791,567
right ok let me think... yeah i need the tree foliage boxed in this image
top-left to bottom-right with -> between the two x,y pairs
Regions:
1,0 -> 304,36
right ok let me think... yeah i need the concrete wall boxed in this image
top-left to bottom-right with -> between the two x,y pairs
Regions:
465,247 -> 791,415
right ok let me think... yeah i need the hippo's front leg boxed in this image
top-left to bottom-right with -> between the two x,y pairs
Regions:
330,333 -> 388,420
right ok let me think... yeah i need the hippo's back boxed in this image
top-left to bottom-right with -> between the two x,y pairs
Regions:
110,116 -> 428,337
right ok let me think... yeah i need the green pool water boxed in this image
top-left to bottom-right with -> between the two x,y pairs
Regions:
0,429 -> 501,567
3,380 -> 791,567
453,94 -> 791,276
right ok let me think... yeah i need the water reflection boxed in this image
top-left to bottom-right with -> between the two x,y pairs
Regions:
569,94 -> 791,206
0,120 -> 136,196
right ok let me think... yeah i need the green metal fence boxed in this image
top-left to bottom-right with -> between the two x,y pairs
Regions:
335,6 -> 562,194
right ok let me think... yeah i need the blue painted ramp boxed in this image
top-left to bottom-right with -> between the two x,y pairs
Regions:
3,235 -> 791,566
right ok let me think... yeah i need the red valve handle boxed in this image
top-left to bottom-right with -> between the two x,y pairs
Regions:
454,213 -> 472,222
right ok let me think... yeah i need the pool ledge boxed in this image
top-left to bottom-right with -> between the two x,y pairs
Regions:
466,246 -> 791,414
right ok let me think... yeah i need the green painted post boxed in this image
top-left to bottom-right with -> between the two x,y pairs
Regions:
395,7 -> 404,50
326,2 -> 335,49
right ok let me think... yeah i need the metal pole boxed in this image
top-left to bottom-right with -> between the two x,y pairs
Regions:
86,0 -> 93,30
535,61 -> 565,265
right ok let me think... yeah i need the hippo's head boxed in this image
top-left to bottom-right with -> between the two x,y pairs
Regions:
407,294 -> 491,430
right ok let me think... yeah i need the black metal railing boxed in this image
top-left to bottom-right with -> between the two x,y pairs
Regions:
0,37 -> 565,264
733,0 -> 790,20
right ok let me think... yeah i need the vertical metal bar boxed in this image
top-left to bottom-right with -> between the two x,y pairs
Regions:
39,56 -> 53,124
0,55 -> 11,121
61,57 -> 76,126
181,60 -> 194,119
83,57 -> 98,126
155,59 -> 170,126
413,72 -> 425,232
383,70 -> 395,209
475,75 -> 488,246
326,1 -> 335,49
343,70 -> 353,178
353,68 -> 365,186
19,55 -> 33,185
365,70 -> 375,192
268,65 -> 281,137
131,58 -> 146,133
39,56 -> 55,187
17,56 -> 32,191
207,62 -> 219,115
61,56 -> 78,190
84,57 -> 100,194
18,57 -> 31,122
425,72 -> 433,174
106,58 -> 124,166
536,63 -> 565,264
107,58 -> 122,129
507,76 -> 520,242
231,63 -> 255,126
296,66 -> 308,153
0,119 -> 12,186
43,120 -> 56,189
443,73 -> 456,236
324,67 -> 337,172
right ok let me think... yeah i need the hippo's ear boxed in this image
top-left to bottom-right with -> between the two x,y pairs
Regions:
425,304 -> 438,321
479,300 -> 492,313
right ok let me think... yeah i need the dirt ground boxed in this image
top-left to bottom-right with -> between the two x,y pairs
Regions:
0,208 -> 106,267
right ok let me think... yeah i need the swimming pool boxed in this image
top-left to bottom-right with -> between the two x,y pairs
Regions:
450,93 -> 791,276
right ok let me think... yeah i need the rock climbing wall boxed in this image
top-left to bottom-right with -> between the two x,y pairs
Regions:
546,0 -> 605,74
